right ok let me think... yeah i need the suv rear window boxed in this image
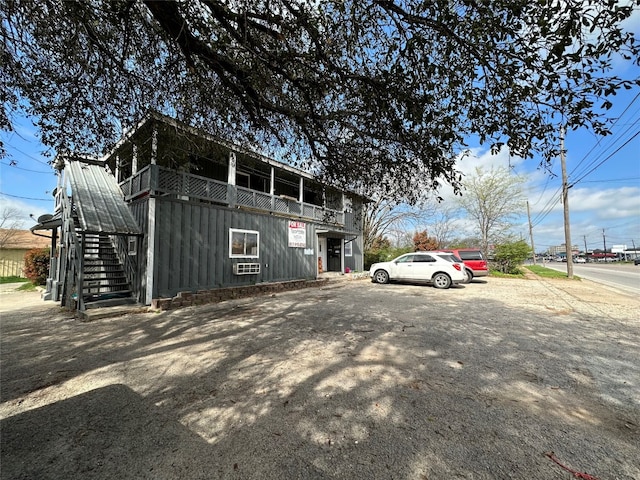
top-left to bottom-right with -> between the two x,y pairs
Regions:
458,250 -> 484,261
438,254 -> 462,263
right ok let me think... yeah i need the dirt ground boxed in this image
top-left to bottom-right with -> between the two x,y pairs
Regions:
1,275 -> 639,479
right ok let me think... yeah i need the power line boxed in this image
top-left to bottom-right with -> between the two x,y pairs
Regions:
0,191 -> 53,201
530,184 -> 563,227
2,142 -> 52,166
569,91 -> 640,174
579,176 -> 640,184
570,130 -> 640,187
566,92 -> 640,187
0,161 -> 54,174
581,220 -> 639,238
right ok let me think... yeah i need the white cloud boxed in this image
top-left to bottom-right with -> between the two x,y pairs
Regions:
569,186 -> 640,218
456,145 -> 525,176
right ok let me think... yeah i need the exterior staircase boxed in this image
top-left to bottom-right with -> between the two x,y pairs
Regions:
80,233 -> 136,309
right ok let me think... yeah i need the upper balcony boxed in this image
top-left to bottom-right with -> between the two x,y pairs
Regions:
119,164 -> 347,226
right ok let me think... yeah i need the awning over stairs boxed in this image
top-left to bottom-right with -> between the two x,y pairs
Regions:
67,160 -> 143,235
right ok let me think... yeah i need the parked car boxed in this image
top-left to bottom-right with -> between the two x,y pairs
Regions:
369,252 -> 466,289
574,257 -> 586,263
439,248 -> 488,281
634,258 -> 640,266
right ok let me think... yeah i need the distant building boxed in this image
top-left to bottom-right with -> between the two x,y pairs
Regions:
547,243 -> 579,258
0,229 -> 50,277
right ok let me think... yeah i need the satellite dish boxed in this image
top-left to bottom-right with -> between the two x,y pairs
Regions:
37,214 -> 53,223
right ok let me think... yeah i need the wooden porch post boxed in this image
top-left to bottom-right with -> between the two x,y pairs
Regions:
145,197 -> 156,305
227,152 -> 237,207
299,177 -> 304,203
132,144 -> 138,175
151,127 -> 158,165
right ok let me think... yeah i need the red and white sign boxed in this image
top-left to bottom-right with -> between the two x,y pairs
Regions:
288,221 -> 306,247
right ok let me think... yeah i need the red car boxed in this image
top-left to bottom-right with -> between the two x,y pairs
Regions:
439,248 -> 489,282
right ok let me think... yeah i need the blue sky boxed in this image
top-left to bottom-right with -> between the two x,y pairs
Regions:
1,11 -> 639,254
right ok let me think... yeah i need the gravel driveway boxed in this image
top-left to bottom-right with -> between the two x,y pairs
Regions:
1,275 -> 638,479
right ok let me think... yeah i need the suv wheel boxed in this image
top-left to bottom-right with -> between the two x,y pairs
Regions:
432,272 -> 451,289
374,270 -> 389,284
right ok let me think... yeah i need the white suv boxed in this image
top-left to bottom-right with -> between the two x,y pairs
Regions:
369,252 -> 466,289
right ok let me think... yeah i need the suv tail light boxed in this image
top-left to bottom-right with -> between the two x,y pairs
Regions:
453,264 -> 462,271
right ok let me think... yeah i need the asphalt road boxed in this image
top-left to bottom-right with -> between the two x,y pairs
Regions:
538,261 -> 640,295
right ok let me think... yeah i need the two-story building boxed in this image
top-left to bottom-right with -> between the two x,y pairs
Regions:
32,113 -> 366,311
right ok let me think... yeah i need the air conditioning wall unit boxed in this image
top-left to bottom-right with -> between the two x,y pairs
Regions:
233,263 -> 261,275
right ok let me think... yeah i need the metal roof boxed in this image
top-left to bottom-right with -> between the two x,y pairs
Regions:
67,161 -> 143,235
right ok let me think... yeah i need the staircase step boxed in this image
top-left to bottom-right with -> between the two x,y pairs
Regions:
84,265 -> 125,271
84,272 -> 127,279
84,285 -> 131,291
83,276 -> 128,284
82,283 -> 130,293
83,280 -> 129,288
80,302 -> 145,320
84,289 -> 131,299
84,259 -> 121,265
84,296 -> 137,310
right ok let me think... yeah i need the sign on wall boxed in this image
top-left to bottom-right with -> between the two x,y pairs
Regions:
288,221 -> 306,248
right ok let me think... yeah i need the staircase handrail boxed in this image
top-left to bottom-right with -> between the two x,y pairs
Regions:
59,188 -> 85,311
112,234 -> 139,302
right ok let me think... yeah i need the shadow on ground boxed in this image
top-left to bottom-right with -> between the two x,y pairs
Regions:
1,280 -> 638,479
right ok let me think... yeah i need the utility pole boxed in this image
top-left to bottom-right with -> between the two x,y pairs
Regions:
560,126 -> 573,278
603,229 -> 607,258
527,200 -> 536,265
583,235 -> 588,260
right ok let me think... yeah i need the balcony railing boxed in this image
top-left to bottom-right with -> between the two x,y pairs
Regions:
119,164 -> 344,225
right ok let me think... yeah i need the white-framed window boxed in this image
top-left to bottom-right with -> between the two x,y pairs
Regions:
344,239 -> 353,257
229,228 -> 259,258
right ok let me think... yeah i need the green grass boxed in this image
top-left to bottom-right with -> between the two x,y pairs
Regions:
489,269 -> 525,278
0,276 -> 29,284
525,265 -> 580,279
17,282 -> 38,291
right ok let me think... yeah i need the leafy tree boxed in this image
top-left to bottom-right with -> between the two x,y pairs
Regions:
2,1 -> 639,199
456,167 -> 526,257
364,235 -> 415,269
493,240 -> 532,274
23,247 -> 49,285
370,235 -> 391,252
364,235 -> 390,269
413,230 -> 439,251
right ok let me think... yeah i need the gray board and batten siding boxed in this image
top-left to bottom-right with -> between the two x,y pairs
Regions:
138,196 -> 363,302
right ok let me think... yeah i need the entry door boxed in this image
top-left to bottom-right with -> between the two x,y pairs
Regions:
327,238 -> 342,272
